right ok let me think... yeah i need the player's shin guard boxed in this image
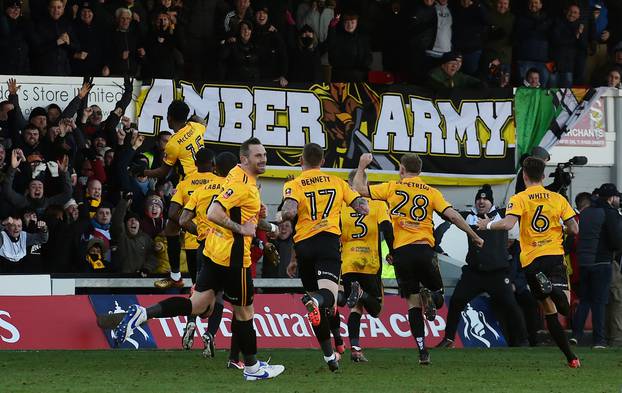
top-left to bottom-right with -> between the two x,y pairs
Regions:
329,309 -> 343,346
408,307 -> 426,354
348,311 -> 362,348
337,291 -> 347,307
166,235 -> 181,274
545,313 -> 576,362
361,295 -> 382,318
311,310 -> 334,357
229,319 -> 240,361
147,297 -> 192,318
313,288 -> 336,309
550,288 -> 570,317
232,319 -> 258,366
208,301 -> 224,337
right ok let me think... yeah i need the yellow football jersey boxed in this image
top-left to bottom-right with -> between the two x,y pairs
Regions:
203,166 -> 261,268
369,177 -> 451,249
283,169 -> 360,243
340,198 -> 391,275
506,185 -> 576,267
183,174 -> 226,243
163,121 -> 205,177
172,171 -> 221,249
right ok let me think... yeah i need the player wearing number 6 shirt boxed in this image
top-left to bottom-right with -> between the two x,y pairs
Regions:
353,152 -> 483,365
477,157 -> 581,368
279,143 -> 370,372
145,100 -> 206,290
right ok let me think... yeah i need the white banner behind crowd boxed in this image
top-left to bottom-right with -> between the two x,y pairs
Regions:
0,76 -> 139,120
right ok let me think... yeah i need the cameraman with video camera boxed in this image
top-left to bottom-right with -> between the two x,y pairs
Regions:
515,146 -> 587,198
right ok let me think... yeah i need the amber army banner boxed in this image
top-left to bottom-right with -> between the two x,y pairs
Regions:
136,80 -> 516,185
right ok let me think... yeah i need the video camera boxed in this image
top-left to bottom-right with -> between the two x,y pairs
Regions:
549,156 -> 588,198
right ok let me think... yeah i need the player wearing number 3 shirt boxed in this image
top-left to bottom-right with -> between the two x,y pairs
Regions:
353,152 -> 483,365
477,157 -> 580,368
279,143 -> 369,372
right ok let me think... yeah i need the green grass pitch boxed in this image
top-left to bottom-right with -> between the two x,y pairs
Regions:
1,348 -> 621,393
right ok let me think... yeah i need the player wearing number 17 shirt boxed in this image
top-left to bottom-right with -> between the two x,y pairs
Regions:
353,152 -> 483,365
477,157 -> 580,368
279,143 -> 370,372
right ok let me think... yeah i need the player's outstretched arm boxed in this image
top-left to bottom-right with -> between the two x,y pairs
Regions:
353,153 -> 373,197
350,196 -> 369,215
279,198 -> 299,222
476,214 -> 518,232
207,201 -> 256,236
444,207 -> 484,247
144,162 -> 173,179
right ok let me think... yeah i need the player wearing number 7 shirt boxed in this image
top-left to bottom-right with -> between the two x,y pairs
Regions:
353,152 -> 483,365
476,157 -> 580,368
278,143 -> 370,372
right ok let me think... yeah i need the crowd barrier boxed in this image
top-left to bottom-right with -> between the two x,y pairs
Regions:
0,294 -> 506,350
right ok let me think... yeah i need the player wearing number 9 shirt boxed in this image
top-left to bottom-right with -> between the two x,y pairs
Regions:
353,152 -> 483,365
477,157 -> 580,368
279,143 -> 370,372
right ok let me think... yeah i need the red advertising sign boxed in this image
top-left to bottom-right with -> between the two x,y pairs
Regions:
0,296 -> 108,349
1,294 -> 488,350
138,294 -> 461,349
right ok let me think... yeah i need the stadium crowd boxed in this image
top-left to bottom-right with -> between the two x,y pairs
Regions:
0,0 -> 622,352
2,0 -> 622,87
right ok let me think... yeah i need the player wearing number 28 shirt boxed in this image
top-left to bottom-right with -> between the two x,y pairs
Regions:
353,152 -> 483,365
477,157 -> 580,368
279,143 -> 369,372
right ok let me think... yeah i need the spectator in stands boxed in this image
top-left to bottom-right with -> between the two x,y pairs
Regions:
143,11 -> 184,79
401,0 -> 436,83
296,0 -> 335,45
31,0 -> 79,76
478,52 -> 511,87
0,0 -> 31,75
572,183 -> 622,348
484,0 -> 514,69
104,8 -> 145,77
110,193 -> 158,274
523,67 -> 541,87
550,4 -> 587,87
264,220 -> 293,278
224,0 -> 253,38
426,0 -> 452,62
3,149 -> 72,215
71,1 -> 108,77
451,0 -> 491,76
288,24 -> 322,83
122,0 -> 148,35
28,107 -> 47,137
253,5 -> 288,86
379,0 -> 408,79
327,12 -> 372,82
82,237 -> 110,272
514,0 -> 552,87
591,44 -> 622,86
64,198 -> 79,223
176,0 -> 227,81
41,204 -> 73,272
75,202 -> 112,267
217,20 -> 261,82
585,2 -> 610,84
606,68 -> 621,88
0,216 -> 48,273
427,52 -> 483,88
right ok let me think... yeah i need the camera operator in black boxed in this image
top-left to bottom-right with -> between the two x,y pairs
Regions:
516,147 -> 588,197
437,185 -> 527,347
